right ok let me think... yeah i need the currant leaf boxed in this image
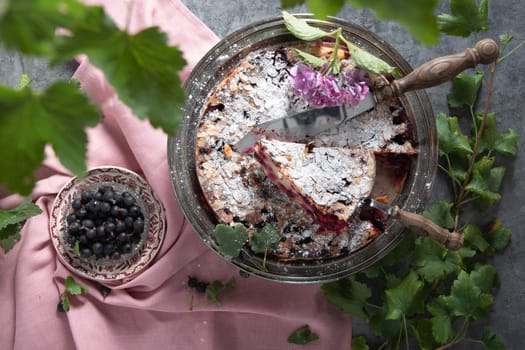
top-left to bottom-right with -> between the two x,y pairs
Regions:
0,0 -> 87,55
422,201 -> 455,229
206,277 -> 236,305
462,224 -> 490,253
447,71 -> 484,108
348,0 -> 440,45
436,113 -> 473,157
0,81 -> 100,195
485,219 -> 512,254
320,277 -> 371,320
438,0 -> 489,37
441,270 -> 493,320
214,224 -> 249,258
411,318 -> 440,350
412,237 -> 462,283
470,263 -> 499,293
0,199 -> 42,230
351,336 -> 370,350
385,271 -> 424,320
287,325 -> 319,345
293,48 -> 327,67
306,0 -> 345,19
465,156 -> 505,205
475,112 -> 519,156
53,7 -> 187,135
282,10 -> 330,41
0,223 -> 21,253
65,276 -> 88,295
431,315 -> 454,344
481,327 -> 506,350
250,224 -> 281,253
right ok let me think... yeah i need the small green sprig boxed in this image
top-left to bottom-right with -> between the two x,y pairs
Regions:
287,325 -> 319,345
57,276 -> 88,312
282,11 -> 400,76
0,199 -> 42,253
214,223 -> 281,259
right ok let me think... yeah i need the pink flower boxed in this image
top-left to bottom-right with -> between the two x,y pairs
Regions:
290,64 -> 369,108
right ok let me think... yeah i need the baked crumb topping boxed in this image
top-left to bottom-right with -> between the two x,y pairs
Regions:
195,45 -> 416,260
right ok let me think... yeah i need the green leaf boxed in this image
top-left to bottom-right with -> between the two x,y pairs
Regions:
287,325 -> 319,345
351,335 -> 369,350
0,223 -> 22,253
0,0 -> 87,55
465,156 -> 505,205
499,32 -> 513,45
447,71 -> 484,108
53,7 -> 187,135
281,10 -> 330,41
412,237 -> 462,283
214,224 -> 249,258
59,294 -> 71,312
282,11 -> 398,75
422,201 -> 455,229
293,48 -> 327,67
431,315 -> 454,344
369,307 -> 402,341
481,327 -> 505,350
250,224 -> 281,253
462,224 -> 490,252
470,264 -> 499,293
485,219 -> 512,253
475,112 -> 519,157
0,199 -> 42,253
437,0 -> 489,37
65,276 -> 88,295
427,296 -> 450,317
412,318 -> 439,350
385,271 -> 424,320
306,0 -> 345,19
281,0 -> 306,7
18,74 -> 32,89
0,199 -> 42,230
348,0 -> 440,45
0,81 -> 101,195
361,264 -> 381,279
380,233 -> 415,267
436,113 -> 473,157
441,270 -> 493,320
320,277 -> 371,320
343,38 -> 400,76
206,277 -> 236,305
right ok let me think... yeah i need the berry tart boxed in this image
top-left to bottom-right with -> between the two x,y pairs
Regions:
195,42 -> 416,260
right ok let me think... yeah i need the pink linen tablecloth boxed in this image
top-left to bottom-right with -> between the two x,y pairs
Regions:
0,1 -> 353,349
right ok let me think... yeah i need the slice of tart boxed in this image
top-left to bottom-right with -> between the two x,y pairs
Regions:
253,138 -> 376,233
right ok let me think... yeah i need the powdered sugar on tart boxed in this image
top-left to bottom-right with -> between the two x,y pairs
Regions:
194,45 -> 416,259
253,139 -> 375,233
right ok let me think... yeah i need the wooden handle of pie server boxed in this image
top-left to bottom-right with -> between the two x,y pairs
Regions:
391,206 -> 464,250
388,38 -> 499,97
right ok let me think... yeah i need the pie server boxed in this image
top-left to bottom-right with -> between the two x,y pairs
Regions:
356,198 -> 463,250
234,38 -> 499,153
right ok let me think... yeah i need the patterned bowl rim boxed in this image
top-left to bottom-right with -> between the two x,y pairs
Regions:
49,166 -> 166,283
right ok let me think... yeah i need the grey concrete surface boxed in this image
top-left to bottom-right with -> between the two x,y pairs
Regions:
181,1 -> 524,348
1,0 -> 523,348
